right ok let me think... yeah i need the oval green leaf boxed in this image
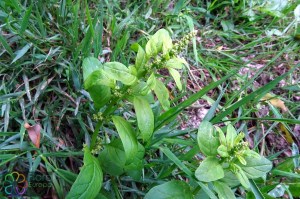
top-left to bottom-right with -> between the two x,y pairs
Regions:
131,81 -> 150,96
128,65 -> 137,76
145,29 -> 172,57
103,62 -> 137,85
220,169 -> 240,187
217,145 -> 229,157
153,79 -> 170,111
133,96 -> 154,142
66,147 -> 103,199
88,84 -> 111,110
125,143 -> 145,180
214,181 -> 236,199
84,69 -> 115,90
197,121 -> 219,156
238,155 -> 272,179
195,157 -> 224,182
144,181 -> 193,199
98,139 -> 126,176
135,45 -> 147,73
112,116 -> 138,162
165,57 -> 188,69
168,68 -> 182,91
82,57 -> 102,81
226,124 -> 237,150
235,165 -> 251,190
147,73 -> 156,90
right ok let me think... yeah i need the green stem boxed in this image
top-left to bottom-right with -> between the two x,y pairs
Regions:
90,120 -> 102,150
90,87 -> 128,150
112,177 -> 122,199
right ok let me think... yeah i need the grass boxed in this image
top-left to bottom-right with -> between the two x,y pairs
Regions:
0,0 -> 300,198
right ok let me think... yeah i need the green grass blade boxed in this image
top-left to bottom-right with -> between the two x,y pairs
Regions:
271,169 -> 300,179
11,43 -> 32,63
173,0 -> 185,15
197,182 -> 218,199
159,146 -> 193,176
71,0 -> 80,47
6,0 -> 22,13
225,42 -> 293,106
211,67 -> 297,123
112,31 -> 130,62
85,0 -> 94,37
35,4 -> 46,38
0,34 -> 13,56
20,4 -> 33,34
249,179 -> 264,199
0,152 -> 26,167
218,117 -> 300,125
184,15 -> 199,64
94,2 -> 103,57
203,85 -> 227,121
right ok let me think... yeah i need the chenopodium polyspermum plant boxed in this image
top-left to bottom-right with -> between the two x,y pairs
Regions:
83,29 -> 193,147
66,29 -> 194,198
196,121 -> 273,198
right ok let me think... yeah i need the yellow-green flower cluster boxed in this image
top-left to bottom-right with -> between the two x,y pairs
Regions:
91,137 -> 102,155
93,112 -> 103,121
171,30 -> 197,55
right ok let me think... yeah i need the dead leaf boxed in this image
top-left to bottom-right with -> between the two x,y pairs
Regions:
217,46 -> 223,50
262,93 -> 288,112
278,123 -> 294,144
24,123 -> 41,148
168,90 -> 174,100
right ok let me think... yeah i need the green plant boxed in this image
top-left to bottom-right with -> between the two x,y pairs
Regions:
67,28 -> 235,198
196,121 -> 272,198
67,29 -> 198,197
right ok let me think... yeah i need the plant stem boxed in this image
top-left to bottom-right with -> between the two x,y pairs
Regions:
90,121 -> 102,150
90,87 -> 128,150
